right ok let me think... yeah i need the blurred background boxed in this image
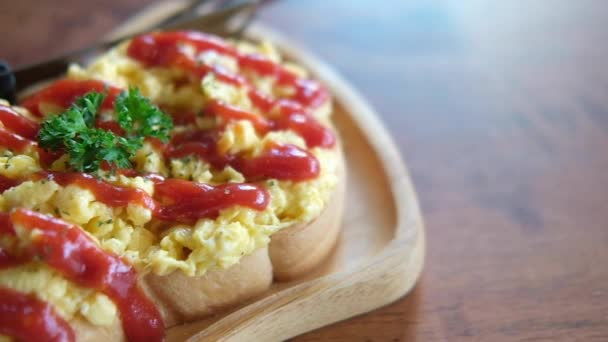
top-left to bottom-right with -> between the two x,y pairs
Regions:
1,0 -> 607,340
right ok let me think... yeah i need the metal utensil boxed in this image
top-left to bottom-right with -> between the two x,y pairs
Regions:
0,0 -> 259,102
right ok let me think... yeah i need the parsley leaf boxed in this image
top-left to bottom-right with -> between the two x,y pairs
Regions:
77,91 -> 104,127
115,87 -> 173,142
37,98 -> 91,150
37,88 -> 172,174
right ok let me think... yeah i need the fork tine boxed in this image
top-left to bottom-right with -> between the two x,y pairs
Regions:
163,0 -> 259,37
154,0 -> 214,29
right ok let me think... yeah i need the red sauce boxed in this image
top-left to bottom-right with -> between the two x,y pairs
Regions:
126,31 -> 328,108
0,105 -> 39,140
0,175 -> 20,193
238,54 -> 328,108
208,100 -> 335,148
38,171 -> 269,224
0,287 -> 75,342
0,213 -> 11,234
247,89 -> 275,112
0,170 -> 270,224
37,149 -> 63,169
0,106 -> 68,167
165,130 -> 222,168
234,144 -> 320,181
168,131 -> 320,181
2,209 -> 164,342
274,100 -> 335,147
145,137 -> 167,152
0,126 -> 61,167
21,79 -> 122,117
155,179 -> 268,222
127,31 -> 335,147
127,32 -> 245,86
207,100 -> 270,132
0,249 -> 11,268
161,107 -> 198,126
0,213 -> 14,268
95,119 -> 125,135
47,172 -> 157,211
0,126 -> 34,152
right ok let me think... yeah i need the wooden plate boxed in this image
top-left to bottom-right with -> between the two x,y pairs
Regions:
150,24 -> 427,341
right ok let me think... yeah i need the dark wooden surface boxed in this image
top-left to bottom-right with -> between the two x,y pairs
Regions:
2,0 -> 608,340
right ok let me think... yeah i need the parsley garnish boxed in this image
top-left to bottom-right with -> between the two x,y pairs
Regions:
115,87 -> 173,142
37,87 -> 173,174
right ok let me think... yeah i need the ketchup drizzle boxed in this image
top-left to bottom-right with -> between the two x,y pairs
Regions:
0,175 -> 20,193
0,209 -> 164,342
21,79 -> 121,117
0,171 -> 270,225
126,31 -> 328,108
127,32 -> 245,86
208,100 -> 335,148
0,126 -> 34,152
48,172 -> 157,211
0,126 -> 62,168
167,131 -> 320,181
155,179 -> 268,222
0,286 -> 75,342
0,105 -> 39,140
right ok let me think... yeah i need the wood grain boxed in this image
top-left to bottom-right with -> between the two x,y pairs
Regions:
1,0 -> 608,341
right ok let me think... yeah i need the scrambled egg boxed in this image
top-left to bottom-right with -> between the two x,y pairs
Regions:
0,264 -> 117,326
0,36 -> 339,328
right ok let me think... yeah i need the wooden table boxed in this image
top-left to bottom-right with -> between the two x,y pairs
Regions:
1,0 -> 607,340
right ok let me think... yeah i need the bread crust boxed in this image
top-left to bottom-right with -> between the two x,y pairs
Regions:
269,148 -> 345,281
144,246 -> 273,326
